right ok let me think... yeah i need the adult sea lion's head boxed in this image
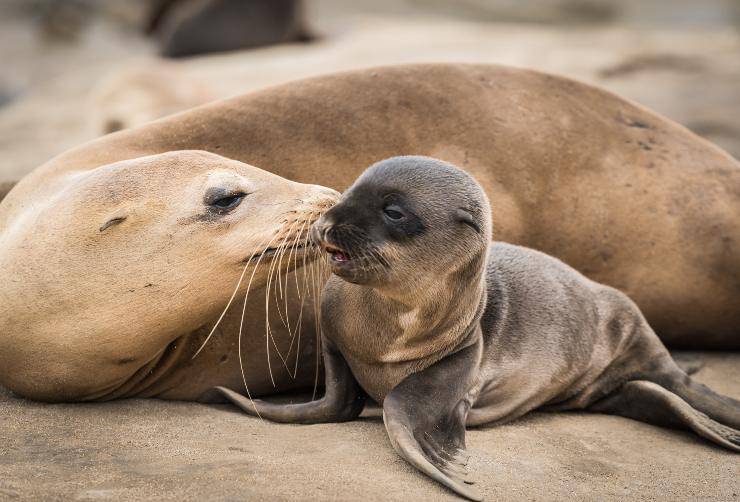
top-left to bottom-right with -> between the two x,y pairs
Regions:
0,150 -> 337,398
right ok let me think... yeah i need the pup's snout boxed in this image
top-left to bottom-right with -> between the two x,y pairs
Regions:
310,215 -> 332,248
310,216 -> 353,264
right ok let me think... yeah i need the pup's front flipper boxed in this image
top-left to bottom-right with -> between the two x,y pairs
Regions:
383,340 -> 483,501
215,335 -> 366,423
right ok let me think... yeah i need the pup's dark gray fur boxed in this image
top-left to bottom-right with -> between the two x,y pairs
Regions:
217,156 -> 740,501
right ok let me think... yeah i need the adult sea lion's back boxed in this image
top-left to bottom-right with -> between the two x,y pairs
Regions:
2,63 -> 738,348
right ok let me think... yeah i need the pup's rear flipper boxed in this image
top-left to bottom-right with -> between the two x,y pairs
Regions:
590,380 -> 740,452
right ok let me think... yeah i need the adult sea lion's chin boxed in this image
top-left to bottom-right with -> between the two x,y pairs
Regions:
0,149 -> 339,402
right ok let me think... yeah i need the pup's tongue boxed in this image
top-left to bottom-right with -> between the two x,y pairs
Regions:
332,251 -> 349,262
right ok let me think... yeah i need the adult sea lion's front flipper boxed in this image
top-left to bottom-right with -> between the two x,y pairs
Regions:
215,335 -> 366,423
383,340 -> 483,501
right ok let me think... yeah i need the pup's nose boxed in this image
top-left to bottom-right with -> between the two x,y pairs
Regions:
310,213 -> 334,247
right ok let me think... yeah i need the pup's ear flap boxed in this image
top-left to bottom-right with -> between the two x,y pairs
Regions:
455,208 -> 481,234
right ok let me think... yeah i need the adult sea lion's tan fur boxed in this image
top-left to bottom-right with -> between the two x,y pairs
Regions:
0,150 -> 337,401
0,64 -> 737,401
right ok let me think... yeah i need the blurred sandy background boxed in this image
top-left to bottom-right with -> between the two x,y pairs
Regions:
0,0 -> 739,183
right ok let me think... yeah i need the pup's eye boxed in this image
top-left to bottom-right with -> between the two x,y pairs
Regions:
383,205 -> 405,221
211,193 -> 246,210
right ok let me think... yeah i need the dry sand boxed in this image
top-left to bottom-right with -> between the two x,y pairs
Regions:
1,353 -> 738,500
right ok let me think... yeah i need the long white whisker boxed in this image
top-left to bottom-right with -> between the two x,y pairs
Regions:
282,213 -> 313,368
191,233 -> 273,359
274,216 -> 302,333
284,215 -> 310,322
291,212 -> 318,377
310,252 -> 322,401
239,232 -> 280,388
264,238 -> 291,381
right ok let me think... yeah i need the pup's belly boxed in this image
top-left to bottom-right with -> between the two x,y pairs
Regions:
466,353 -> 599,426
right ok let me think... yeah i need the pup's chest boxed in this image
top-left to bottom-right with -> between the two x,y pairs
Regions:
343,356 -> 419,404
328,318 -> 433,403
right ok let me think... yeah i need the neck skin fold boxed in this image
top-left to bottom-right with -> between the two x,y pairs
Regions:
368,250 -> 488,363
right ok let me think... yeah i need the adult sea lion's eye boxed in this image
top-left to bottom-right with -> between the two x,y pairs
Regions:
210,192 -> 246,210
383,205 -> 405,221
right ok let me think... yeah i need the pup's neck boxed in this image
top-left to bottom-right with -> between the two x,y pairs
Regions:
369,253 -> 487,364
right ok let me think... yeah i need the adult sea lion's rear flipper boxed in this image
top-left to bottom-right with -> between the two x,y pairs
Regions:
382,341 -> 483,501
590,380 -> 740,452
215,336 -> 366,423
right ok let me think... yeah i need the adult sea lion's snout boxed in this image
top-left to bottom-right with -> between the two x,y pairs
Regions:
0,150 -> 340,402
243,184 -> 340,265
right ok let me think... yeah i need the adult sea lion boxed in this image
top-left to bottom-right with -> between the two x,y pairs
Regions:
0,150 -> 338,401
0,63 -> 738,403
217,156 -> 740,501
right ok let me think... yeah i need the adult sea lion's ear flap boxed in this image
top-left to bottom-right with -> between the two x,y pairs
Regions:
455,208 -> 481,234
382,342 -> 483,501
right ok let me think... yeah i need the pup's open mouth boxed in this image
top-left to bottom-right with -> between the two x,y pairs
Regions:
323,244 -> 351,264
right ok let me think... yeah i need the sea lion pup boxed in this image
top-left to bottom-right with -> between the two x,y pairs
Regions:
0,150 -> 338,402
217,156 -> 740,501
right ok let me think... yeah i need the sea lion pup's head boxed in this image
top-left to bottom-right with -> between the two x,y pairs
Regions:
0,150 -> 337,400
311,156 -> 491,293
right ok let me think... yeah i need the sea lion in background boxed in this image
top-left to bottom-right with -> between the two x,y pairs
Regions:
0,150 -> 338,401
1,64 -> 738,403
148,0 -> 312,58
84,22 -> 740,159
217,156 -> 740,501
91,62 -> 214,134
